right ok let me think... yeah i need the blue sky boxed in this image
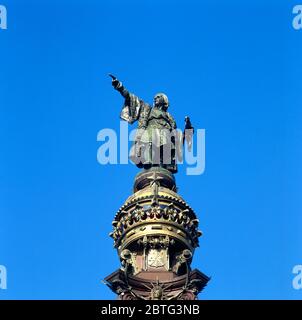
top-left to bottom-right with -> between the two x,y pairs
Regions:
0,0 -> 302,299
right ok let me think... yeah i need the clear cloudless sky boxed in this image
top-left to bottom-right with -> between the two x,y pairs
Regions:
0,0 -> 302,299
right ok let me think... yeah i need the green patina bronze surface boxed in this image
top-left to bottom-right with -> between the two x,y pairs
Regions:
110,74 -> 188,173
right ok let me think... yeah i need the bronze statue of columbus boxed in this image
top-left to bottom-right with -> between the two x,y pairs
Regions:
110,74 -> 193,174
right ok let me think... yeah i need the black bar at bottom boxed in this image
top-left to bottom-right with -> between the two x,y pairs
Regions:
0,300 -> 300,319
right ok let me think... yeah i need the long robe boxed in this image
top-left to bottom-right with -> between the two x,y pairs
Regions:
120,93 -> 181,173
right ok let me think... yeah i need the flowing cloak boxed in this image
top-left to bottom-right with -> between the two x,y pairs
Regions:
120,93 -> 143,124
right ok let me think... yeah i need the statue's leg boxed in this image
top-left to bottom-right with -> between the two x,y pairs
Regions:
171,147 -> 177,173
163,146 -> 177,173
130,142 -> 144,168
142,142 -> 152,169
142,143 -> 161,170
152,144 -> 160,167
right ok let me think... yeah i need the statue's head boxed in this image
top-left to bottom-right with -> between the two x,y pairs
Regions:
151,285 -> 163,300
153,93 -> 169,110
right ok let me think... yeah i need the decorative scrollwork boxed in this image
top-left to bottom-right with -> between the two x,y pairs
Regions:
110,202 -> 201,248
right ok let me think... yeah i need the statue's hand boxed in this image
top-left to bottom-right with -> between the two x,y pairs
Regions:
109,74 -> 122,90
109,74 -> 129,99
184,116 -> 194,131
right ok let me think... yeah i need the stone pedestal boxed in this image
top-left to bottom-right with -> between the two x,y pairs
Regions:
104,167 -> 210,300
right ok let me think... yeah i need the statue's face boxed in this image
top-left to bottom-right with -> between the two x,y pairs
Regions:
153,94 -> 162,107
153,93 -> 169,109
